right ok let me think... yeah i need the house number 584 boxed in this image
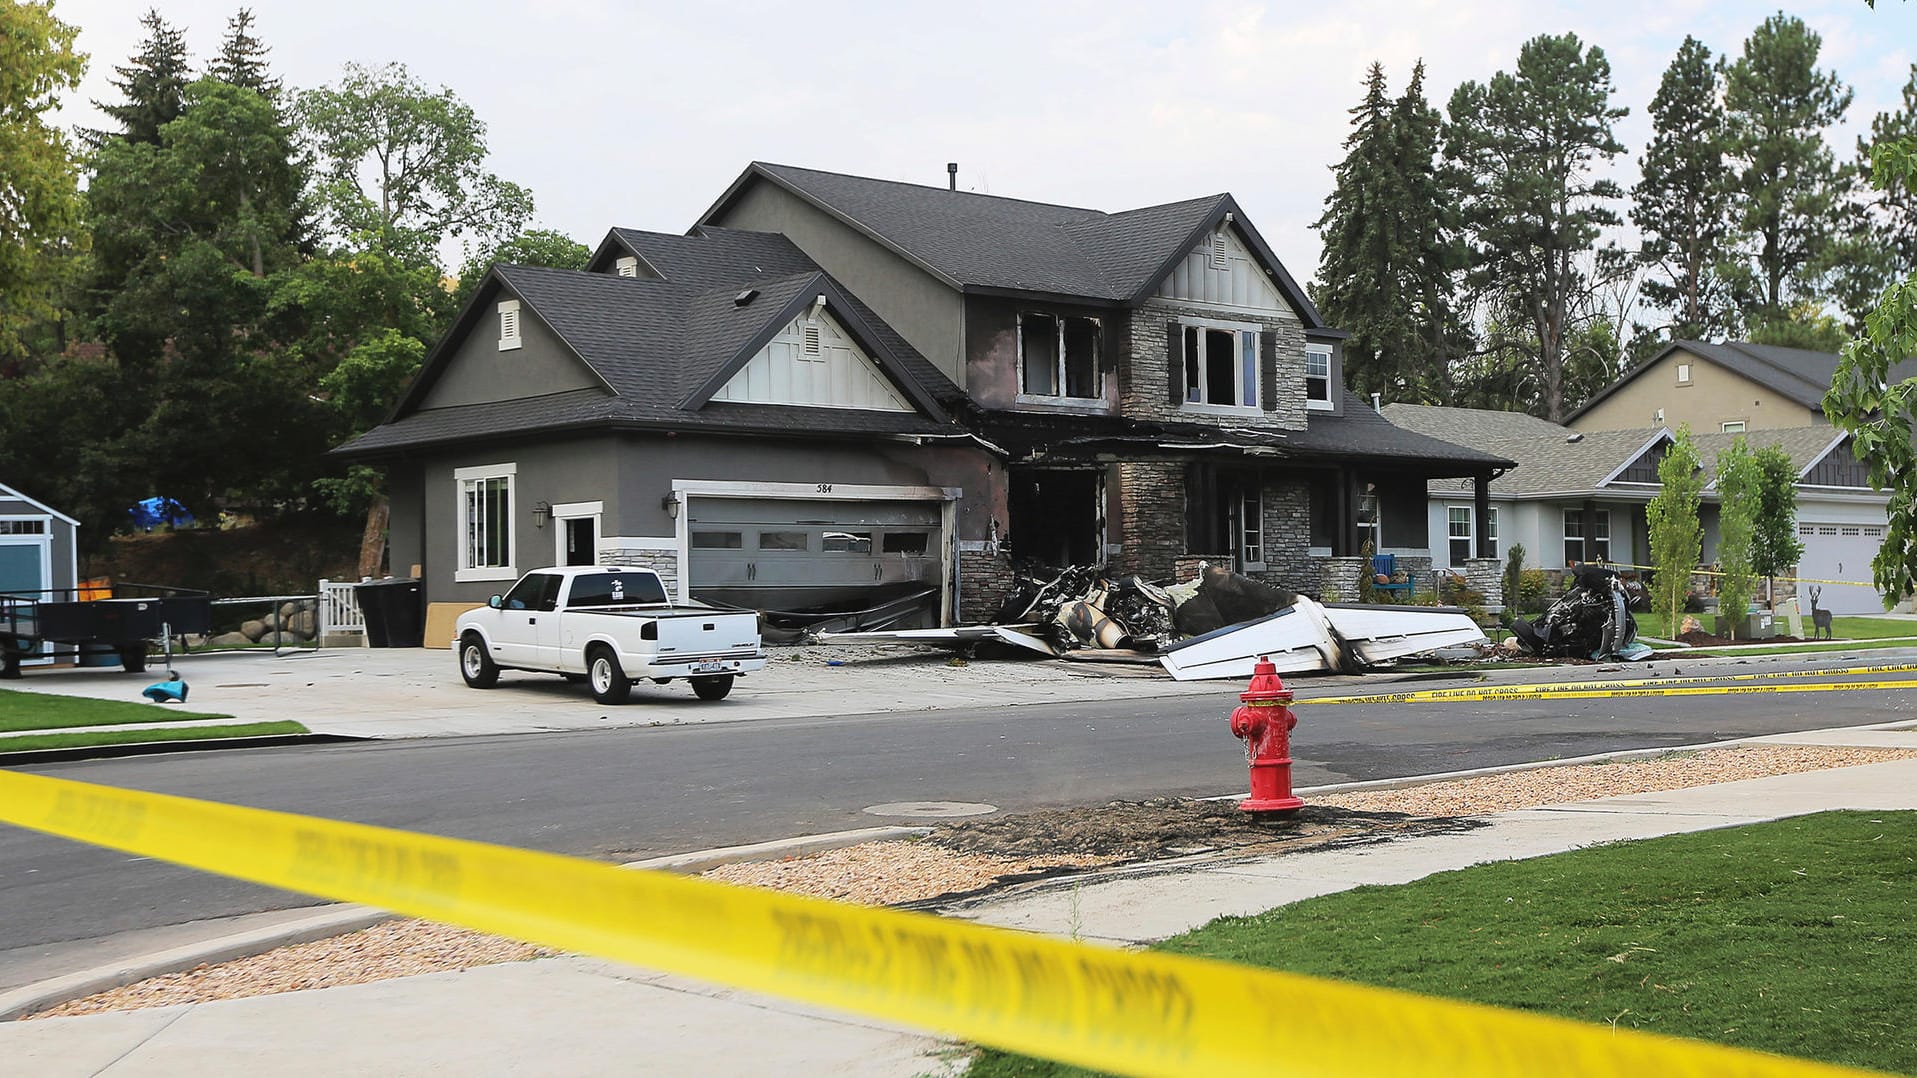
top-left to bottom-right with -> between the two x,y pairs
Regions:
816,483 -> 833,493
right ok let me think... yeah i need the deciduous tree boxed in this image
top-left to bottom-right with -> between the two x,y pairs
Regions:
1748,443 -> 1803,609
1713,437 -> 1757,636
0,0 -> 86,359
1647,426 -> 1704,634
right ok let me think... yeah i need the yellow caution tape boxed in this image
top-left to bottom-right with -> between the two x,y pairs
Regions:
1602,563 -> 1878,590
0,771 -> 1879,1078
1301,663 -> 1917,706
1303,677 -> 1917,707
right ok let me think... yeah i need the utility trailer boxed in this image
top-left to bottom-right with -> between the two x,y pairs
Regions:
0,582 -> 212,677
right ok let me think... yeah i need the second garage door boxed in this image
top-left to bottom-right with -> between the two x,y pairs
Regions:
687,497 -> 943,613
1796,521 -> 1887,615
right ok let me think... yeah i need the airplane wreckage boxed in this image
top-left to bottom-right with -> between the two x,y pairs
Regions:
813,563 -> 1493,682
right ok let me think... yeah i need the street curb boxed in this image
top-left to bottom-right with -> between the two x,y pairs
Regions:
0,733 -> 362,766
0,906 -> 391,1022
1,825 -> 933,1021
620,825 -> 934,874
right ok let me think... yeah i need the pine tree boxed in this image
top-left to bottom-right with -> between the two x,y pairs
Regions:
1723,13 -> 1853,324
1311,62 -> 1461,404
1445,33 -> 1627,422
1633,36 -> 1738,343
84,9 -> 189,147
208,9 -> 280,98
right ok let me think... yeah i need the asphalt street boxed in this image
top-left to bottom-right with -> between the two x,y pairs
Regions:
4,669 -> 1914,973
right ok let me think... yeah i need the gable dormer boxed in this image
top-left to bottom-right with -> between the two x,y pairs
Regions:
709,305 -> 913,413
1155,221 -> 1285,312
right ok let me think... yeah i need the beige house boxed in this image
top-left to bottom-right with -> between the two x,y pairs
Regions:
1568,340 -> 1917,435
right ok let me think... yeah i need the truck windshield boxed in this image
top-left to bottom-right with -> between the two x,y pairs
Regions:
568,572 -> 667,607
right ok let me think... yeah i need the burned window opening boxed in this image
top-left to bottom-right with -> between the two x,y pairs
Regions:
1182,324 -> 1257,408
1008,468 -> 1102,568
1020,312 -> 1101,400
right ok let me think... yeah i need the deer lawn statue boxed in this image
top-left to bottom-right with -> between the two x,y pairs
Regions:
1808,586 -> 1833,640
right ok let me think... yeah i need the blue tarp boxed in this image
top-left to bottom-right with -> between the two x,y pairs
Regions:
129,497 -> 194,531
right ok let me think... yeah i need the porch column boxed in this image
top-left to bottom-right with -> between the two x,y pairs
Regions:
1474,473 -> 1493,559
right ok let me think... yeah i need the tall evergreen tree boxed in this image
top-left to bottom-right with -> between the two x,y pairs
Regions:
1723,13 -> 1853,324
207,8 -> 279,98
83,8 -> 188,147
1633,36 -> 1738,343
1312,61 -> 1461,404
1838,64 -> 1917,324
1445,32 -> 1627,422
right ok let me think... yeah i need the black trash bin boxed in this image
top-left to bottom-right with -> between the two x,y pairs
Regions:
354,578 -> 425,648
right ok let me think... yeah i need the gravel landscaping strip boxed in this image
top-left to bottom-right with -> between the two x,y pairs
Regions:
25,742 -> 1915,1020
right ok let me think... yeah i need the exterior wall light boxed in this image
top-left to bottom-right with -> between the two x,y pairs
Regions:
532,501 -> 551,528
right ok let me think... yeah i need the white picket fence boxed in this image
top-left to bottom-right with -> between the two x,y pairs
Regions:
318,579 -> 366,641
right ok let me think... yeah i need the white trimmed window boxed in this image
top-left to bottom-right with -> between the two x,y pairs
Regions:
1306,345 -> 1333,410
1721,420 -> 1746,433
456,463 -> 517,582
1181,322 -> 1259,411
1446,505 -> 1498,564
1676,362 -> 1692,385
497,300 -> 522,351
1563,508 -> 1610,566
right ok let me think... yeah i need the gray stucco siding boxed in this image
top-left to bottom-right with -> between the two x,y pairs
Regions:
416,288 -> 601,409
710,183 -> 967,389
963,296 -> 1120,413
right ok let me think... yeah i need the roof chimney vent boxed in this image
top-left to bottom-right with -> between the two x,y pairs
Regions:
947,162 -> 958,191
1371,392 -> 1382,414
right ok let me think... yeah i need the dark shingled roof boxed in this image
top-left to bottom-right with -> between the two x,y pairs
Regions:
1569,340 -> 1917,424
699,163 -> 1324,321
338,240 -> 966,458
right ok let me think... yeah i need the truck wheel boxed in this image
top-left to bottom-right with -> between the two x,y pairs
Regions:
459,634 -> 499,688
588,646 -> 632,705
118,644 -> 147,673
691,674 -> 734,701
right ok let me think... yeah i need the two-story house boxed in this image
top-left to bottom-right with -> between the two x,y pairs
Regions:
338,163 -> 1509,631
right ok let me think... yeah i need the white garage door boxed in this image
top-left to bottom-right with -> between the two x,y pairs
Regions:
1797,521 -> 1888,615
686,497 -> 944,612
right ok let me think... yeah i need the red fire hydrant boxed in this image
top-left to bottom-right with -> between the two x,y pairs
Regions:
1229,655 -> 1303,815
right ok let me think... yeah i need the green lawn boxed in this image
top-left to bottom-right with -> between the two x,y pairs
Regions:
0,687 -> 232,732
1632,610 -> 1917,642
0,720 -> 308,753
966,811 -> 1917,1077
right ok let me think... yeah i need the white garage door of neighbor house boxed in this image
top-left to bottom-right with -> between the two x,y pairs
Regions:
686,497 -> 943,611
1797,522 -> 1888,615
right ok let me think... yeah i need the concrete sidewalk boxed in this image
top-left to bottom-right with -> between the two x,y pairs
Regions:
4,721 -> 1913,1077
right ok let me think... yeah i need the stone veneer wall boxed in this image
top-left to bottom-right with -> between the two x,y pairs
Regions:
1258,478 -> 1314,593
1122,299 -> 1308,430
600,539 -> 680,601
1463,557 -> 1503,609
1173,554 -> 1231,585
1317,557 -> 1369,602
959,547 -> 1015,624
1114,461 -> 1186,581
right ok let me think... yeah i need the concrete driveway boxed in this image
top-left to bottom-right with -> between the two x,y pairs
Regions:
2,644 -> 1239,740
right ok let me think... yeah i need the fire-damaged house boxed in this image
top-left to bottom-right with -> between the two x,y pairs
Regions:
337,163 -> 1511,635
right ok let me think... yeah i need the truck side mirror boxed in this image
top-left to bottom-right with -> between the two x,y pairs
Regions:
488,595 -> 503,609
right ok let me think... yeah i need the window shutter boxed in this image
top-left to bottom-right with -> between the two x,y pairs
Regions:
1166,322 -> 1184,406
1259,331 -> 1278,412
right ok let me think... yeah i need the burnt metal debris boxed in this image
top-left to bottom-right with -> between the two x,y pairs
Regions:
1511,564 -> 1652,661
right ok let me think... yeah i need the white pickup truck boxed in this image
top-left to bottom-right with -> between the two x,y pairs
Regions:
454,566 -> 765,704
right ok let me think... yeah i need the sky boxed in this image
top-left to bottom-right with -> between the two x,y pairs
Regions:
45,0 -> 1917,286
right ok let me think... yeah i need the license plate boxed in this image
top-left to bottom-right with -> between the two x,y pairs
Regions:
692,661 -> 729,673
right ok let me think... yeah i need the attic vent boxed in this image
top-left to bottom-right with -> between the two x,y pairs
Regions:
614,256 -> 638,278
802,320 -> 822,356
497,299 -> 522,351
1565,432 -> 1583,443
733,288 -> 759,307
1209,231 -> 1229,270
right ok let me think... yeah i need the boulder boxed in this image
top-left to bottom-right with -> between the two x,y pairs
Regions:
241,619 -> 267,642
286,610 -> 318,638
210,631 -> 253,648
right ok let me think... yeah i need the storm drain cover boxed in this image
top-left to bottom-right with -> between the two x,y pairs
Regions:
861,801 -> 997,819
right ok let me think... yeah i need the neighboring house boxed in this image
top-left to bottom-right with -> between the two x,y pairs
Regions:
1569,339 -> 1917,434
1385,404 -> 1892,614
0,482 -> 81,664
338,164 -> 1509,626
